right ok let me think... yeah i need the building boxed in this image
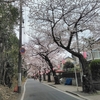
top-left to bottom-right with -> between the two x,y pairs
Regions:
86,38 -> 100,61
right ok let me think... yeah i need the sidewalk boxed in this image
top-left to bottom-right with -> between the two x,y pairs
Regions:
42,81 -> 100,100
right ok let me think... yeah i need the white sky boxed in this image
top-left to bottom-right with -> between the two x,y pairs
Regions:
15,0 -> 93,58
19,0 -> 47,44
15,2 -> 30,44
22,6 -> 30,44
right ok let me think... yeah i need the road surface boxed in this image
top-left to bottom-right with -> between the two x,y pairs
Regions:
21,79 -> 84,100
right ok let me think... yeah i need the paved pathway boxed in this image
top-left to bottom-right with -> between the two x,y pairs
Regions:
42,81 -> 100,100
21,79 -> 84,100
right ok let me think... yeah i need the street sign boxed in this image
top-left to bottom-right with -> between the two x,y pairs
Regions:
20,47 -> 25,54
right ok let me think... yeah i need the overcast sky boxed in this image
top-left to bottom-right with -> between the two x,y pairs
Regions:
15,1 -> 30,44
22,6 -> 30,44
20,0 -> 46,44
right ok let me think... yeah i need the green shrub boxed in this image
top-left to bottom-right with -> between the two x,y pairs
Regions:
90,59 -> 100,81
63,61 -> 74,72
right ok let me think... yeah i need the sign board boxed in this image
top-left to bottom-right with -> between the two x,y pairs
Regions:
20,47 -> 25,54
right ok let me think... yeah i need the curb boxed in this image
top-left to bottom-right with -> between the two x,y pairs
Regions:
47,83 -> 90,100
65,91 -> 90,100
48,84 -> 56,88
19,81 -> 26,100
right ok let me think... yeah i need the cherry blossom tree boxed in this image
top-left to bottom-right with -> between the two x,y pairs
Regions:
25,31 -> 65,83
27,0 -> 100,93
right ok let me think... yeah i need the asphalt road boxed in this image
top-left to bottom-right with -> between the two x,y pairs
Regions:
21,79 -> 84,100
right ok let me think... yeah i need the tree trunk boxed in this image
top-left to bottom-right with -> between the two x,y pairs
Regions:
2,67 -> 6,86
79,55 -> 96,93
47,72 -> 51,82
54,75 -> 60,84
67,48 -> 96,93
43,73 -> 46,81
0,67 -> 3,84
43,68 -> 46,81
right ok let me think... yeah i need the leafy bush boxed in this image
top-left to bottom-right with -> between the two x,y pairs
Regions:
63,61 -> 74,72
90,59 -> 100,81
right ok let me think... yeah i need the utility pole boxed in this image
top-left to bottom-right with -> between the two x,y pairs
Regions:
75,31 -> 80,91
18,0 -> 22,93
76,29 -> 84,91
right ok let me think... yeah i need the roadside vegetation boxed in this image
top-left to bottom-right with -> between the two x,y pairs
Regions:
0,0 -> 26,92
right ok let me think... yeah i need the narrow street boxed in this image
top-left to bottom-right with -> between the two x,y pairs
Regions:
21,79 -> 84,100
